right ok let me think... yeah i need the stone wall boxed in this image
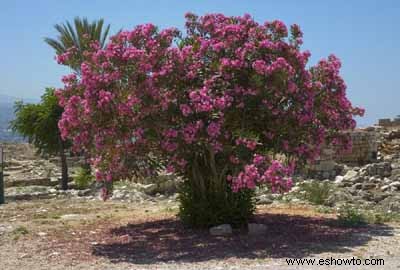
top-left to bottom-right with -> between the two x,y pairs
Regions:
306,129 -> 378,179
336,130 -> 378,165
306,148 -> 344,179
378,118 -> 400,128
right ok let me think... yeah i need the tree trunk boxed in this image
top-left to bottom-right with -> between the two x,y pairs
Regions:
178,147 -> 255,228
82,157 -> 91,174
59,140 -> 69,190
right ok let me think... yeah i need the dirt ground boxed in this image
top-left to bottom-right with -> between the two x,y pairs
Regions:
1,198 -> 400,270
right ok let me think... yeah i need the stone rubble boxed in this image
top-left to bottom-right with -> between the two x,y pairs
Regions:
254,126 -> 400,214
279,157 -> 400,213
1,143 -> 81,188
1,143 -> 180,203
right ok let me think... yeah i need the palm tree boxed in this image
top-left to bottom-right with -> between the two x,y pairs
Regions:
44,17 -> 111,72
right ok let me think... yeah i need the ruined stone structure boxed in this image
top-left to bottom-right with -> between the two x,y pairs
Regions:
306,148 -> 344,179
307,129 -> 378,179
336,130 -> 378,165
378,117 -> 400,128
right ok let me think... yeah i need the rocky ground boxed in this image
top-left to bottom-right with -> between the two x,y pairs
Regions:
279,159 -> 400,215
1,143 -> 180,202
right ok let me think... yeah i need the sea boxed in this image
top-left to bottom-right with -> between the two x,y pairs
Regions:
0,102 -> 24,142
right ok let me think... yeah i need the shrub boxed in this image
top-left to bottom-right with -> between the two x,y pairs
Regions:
363,210 -> 400,224
337,205 -> 367,227
337,205 -> 400,226
56,13 -> 363,228
178,177 -> 255,228
316,205 -> 335,214
300,181 -> 333,205
74,167 -> 93,189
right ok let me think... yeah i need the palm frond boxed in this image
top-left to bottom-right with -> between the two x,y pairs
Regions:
45,17 -> 112,71
44,38 -> 65,54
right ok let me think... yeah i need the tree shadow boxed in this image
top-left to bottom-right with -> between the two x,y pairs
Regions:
92,213 -> 394,264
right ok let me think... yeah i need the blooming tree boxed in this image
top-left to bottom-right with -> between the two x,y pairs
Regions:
57,13 -> 364,226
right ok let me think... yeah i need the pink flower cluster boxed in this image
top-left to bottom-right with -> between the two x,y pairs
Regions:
57,13 -> 364,197
229,156 -> 294,192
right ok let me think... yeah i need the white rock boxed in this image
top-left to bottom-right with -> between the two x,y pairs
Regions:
209,224 -> 232,236
112,190 -> 128,200
381,185 -> 390,192
290,186 -> 300,192
389,181 -> 400,188
48,252 -> 60,257
291,198 -> 302,203
392,163 -> 400,169
383,177 -> 392,184
141,184 -> 158,195
334,175 -> 344,184
257,194 -> 273,205
0,225 -> 13,235
343,170 -> 358,181
270,193 -> 282,199
60,214 -> 82,220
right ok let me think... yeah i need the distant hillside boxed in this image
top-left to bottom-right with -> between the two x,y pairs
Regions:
0,93 -> 38,104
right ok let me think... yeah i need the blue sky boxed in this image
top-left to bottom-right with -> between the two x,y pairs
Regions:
0,0 -> 399,126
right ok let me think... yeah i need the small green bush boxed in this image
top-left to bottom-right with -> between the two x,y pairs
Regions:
299,181 -> 333,205
316,205 -> 335,214
73,167 -> 93,189
337,204 -> 400,226
364,211 -> 400,224
337,205 -> 367,227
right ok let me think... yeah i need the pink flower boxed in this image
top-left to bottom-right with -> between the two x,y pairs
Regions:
253,154 -> 265,165
211,141 -> 223,152
162,141 -> 178,152
180,104 -> 192,116
214,97 -> 227,110
176,158 -> 187,168
252,60 -> 267,74
182,123 -> 202,144
166,164 -> 175,173
246,140 -> 257,150
164,129 -> 178,138
207,122 -> 221,138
